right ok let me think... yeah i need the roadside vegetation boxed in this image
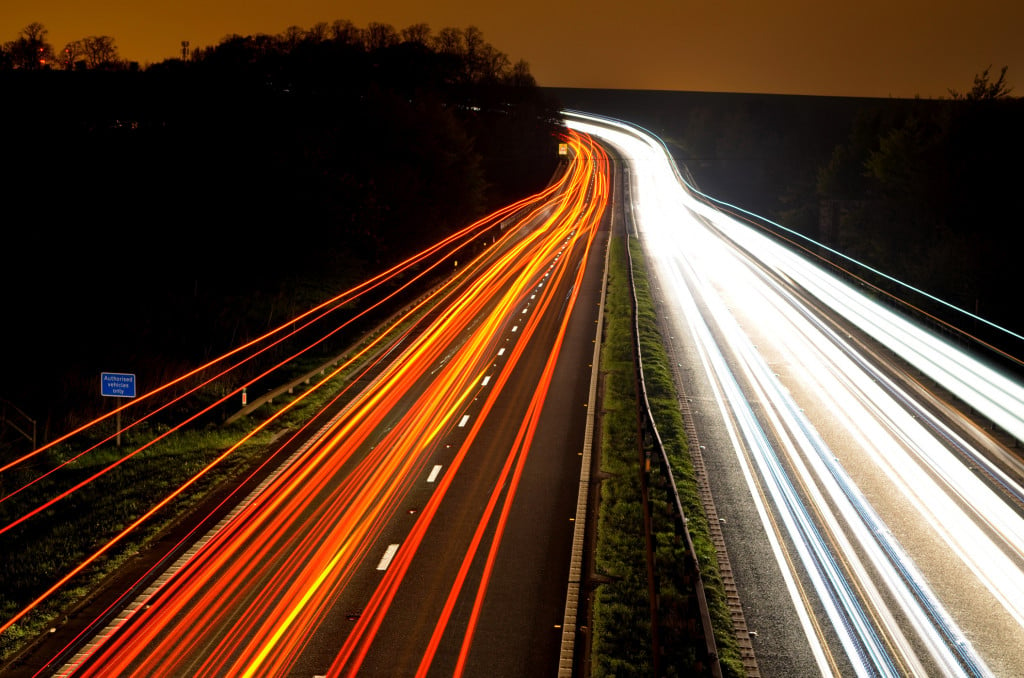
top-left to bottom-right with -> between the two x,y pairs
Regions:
0,19 -> 561,444
592,235 -> 744,676
0,303 -> 419,662
557,68 -> 1024,364
1,19 -> 563,663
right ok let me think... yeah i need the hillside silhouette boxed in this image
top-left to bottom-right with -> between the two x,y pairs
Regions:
1,22 -> 562,444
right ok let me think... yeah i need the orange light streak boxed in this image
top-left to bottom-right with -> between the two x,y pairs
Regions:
2,182 -> 553,641
1,193 -> 540,476
330,130 -> 608,676
55,129 -> 608,677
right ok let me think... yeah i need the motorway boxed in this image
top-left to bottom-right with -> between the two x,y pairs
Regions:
567,112 -> 1024,677
17,130 -> 610,677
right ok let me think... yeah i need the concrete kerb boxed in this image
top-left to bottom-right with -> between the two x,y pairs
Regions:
557,223 -> 610,676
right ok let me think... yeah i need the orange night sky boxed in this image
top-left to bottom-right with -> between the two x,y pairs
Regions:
2,0 -> 1022,98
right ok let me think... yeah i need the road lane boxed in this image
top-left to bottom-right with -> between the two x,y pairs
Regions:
50,129 -> 610,678
567,111 -> 1024,677
327,134 -> 609,678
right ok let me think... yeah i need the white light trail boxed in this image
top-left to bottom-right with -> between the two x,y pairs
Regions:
566,111 -> 1024,676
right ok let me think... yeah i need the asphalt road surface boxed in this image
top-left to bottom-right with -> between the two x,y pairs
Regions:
36,130 -> 611,678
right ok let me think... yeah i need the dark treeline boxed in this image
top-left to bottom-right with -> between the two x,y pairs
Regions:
555,73 -> 1024,364
814,69 -> 1023,356
1,22 -> 562,444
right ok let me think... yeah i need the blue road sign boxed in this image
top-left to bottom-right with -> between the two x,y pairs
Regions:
101,372 -> 136,398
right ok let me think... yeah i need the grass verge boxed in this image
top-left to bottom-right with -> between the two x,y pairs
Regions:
591,234 -> 745,677
0,292 -> 423,664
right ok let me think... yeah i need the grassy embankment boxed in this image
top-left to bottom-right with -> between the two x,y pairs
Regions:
592,234 -> 744,677
0,296 -> 419,663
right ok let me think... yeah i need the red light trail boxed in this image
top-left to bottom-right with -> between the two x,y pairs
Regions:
21,129 -> 609,677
